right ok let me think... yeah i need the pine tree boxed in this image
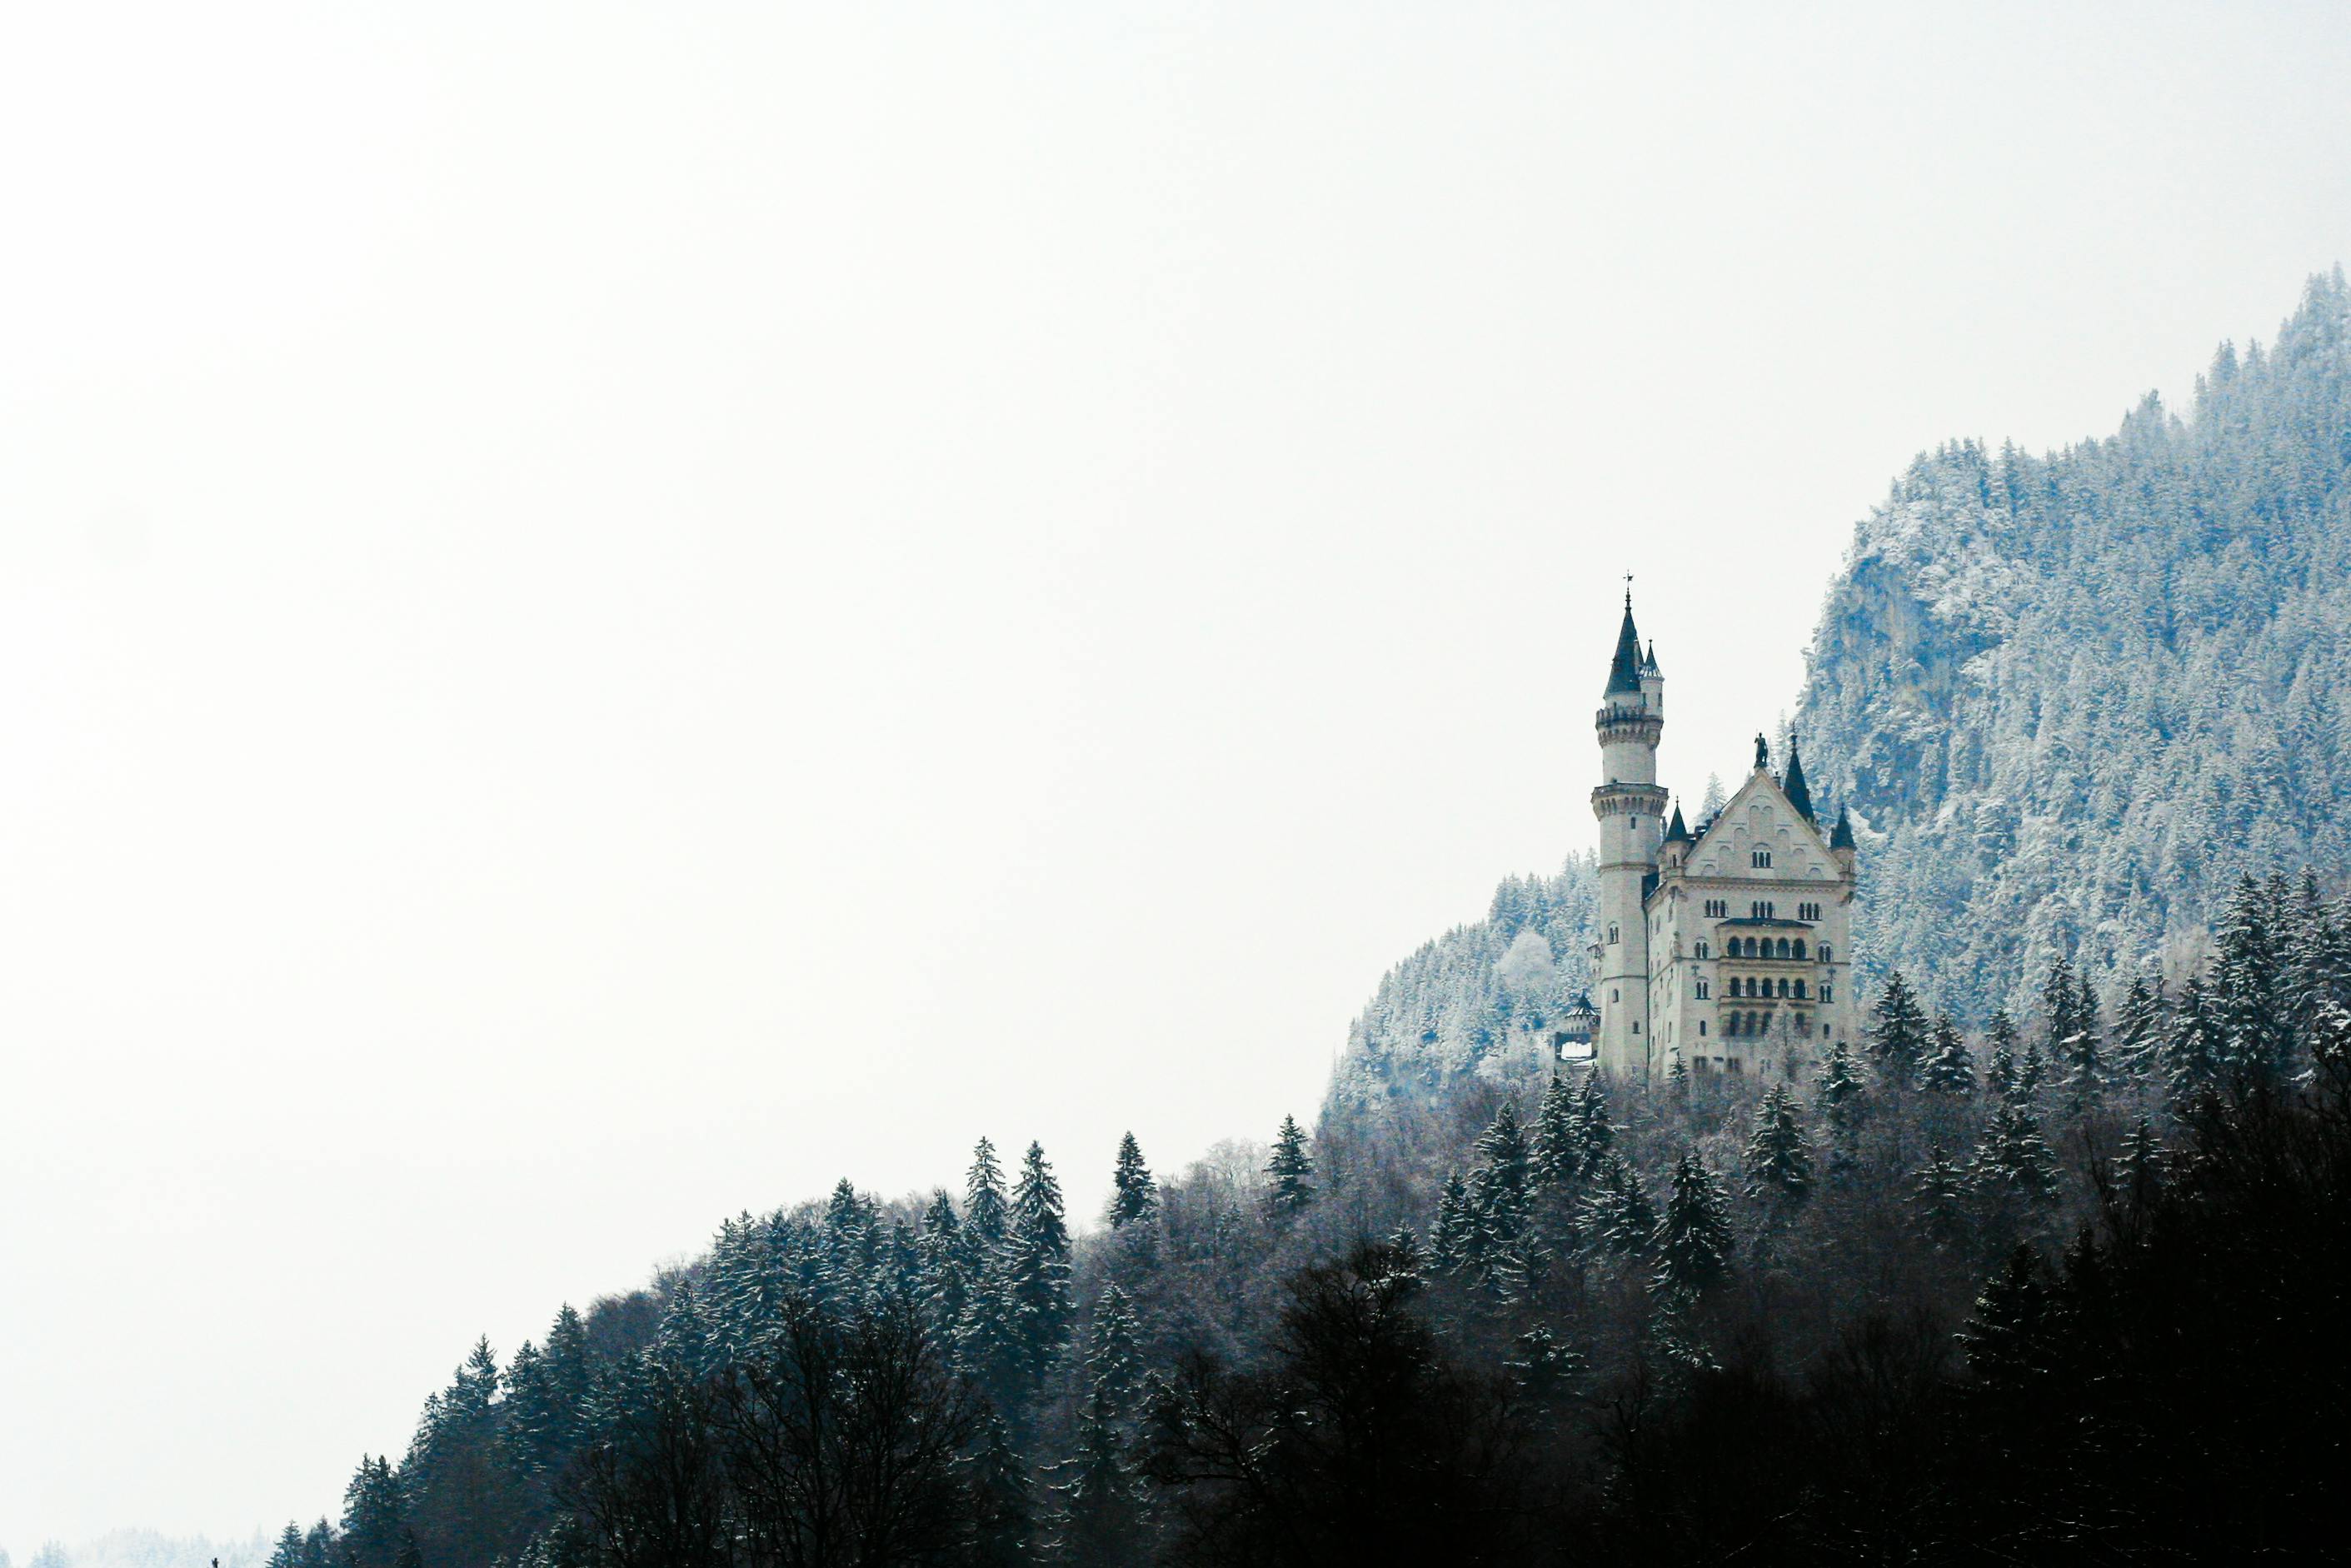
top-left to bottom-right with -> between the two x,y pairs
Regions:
1006,1141 -> 1074,1378
2042,954 -> 2083,1064
1815,1036 -> 1864,1131
2114,973 -> 2166,1077
1106,1131 -> 1158,1229
1970,1099 -> 2059,1205
1985,1007 -> 2021,1097
1431,1171 -> 1474,1273
1651,1151 -> 1735,1299
1956,1244 -> 2055,1386
267,1525 -> 305,1568
955,1262 -> 1027,1410
965,1136 -> 1011,1254
1909,1146 -> 1969,1242
2114,1116 -> 2167,1211
967,1410 -> 1036,1568
1920,1011 -> 1975,1094
1572,1076 -> 1616,1175
1741,1082 -> 1814,1203
2017,1037 -> 2049,1099
1866,970 -> 1931,1086
2214,873 -> 2292,1085
1581,1152 -> 1656,1259
1265,1114 -> 1316,1216
1083,1286 -> 1146,1424
341,1455 -> 405,1568
1530,1072 -> 1578,1189
2164,976 -> 2225,1104
920,1188 -> 971,1331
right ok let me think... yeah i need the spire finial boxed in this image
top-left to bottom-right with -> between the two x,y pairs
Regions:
1624,572 -> 1634,611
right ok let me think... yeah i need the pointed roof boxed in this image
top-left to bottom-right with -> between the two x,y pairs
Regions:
1782,732 -> 1814,821
1664,801 -> 1690,843
1605,592 -> 1644,696
1643,640 -> 1661,677
1829,805 -> 1854,851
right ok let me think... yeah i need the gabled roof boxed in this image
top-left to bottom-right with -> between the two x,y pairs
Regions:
1685,757 -> 1842,869
1605,596 -> 1644,697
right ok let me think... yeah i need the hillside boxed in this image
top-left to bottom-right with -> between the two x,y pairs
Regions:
1332,270 -> 2351,1104
1800,268 -> 2351,1019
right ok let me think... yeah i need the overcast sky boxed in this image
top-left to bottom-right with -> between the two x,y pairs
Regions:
4,1 -> 2349,1545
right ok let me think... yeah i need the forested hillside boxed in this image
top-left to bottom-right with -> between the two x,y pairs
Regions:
1800,270 -> 2351,1019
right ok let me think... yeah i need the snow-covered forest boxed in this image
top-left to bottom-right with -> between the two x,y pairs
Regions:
249,273 -> 2351,1562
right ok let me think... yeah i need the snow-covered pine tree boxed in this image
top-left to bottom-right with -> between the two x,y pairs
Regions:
1006,1141 -> 1074,1378
1571,1075 -> 1615,1176
967,1409 -> 1036,1568
1969,1099 -> 2059,1206
1530,1072 -> 1578,1189
1984,1007 -> 2021,1097
268,1524 -> 306,1568
1580,1152 -> 1656,1259
1909,1146 -> 1969,1242
1106,1131 -> 1158,1229
965,1137 -> 1011,1256
2114,973 -> 2166,1077
1815,1036 -> 1864,1131
2164,975 -> 2225,1105
2214,873 -> 2292,1086
1867,971 -> 1931,1086
1431,1171 -> 1474,1274
1742,1082 -> 1814,1203
1265,1114 -> 1316,1217
1920,1011 -> 1975,1094
1651,1151 -> 1735,1299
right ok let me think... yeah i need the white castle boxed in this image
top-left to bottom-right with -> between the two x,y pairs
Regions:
1588,594 -> 1859,1083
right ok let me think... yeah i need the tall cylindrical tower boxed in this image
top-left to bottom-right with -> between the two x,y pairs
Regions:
1592,597 -> 1666,1081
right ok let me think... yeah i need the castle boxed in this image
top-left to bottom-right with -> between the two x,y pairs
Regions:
1588,594 -> 1859,1082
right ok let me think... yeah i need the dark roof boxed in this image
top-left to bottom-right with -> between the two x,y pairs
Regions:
1605,597 -> 1644,696
1716,916 -> 1816,929
1782,733 -> 1815,821
1643,640 -> 1661,677
1829,805 -> 1855,851
1664,802 -> 1690,843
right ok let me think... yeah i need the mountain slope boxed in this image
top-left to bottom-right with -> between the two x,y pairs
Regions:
1799,269 -> 2351,1017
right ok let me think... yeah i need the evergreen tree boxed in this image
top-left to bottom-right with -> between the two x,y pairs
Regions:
1106,1131 -> 1158,1229
1530,1072 -> 1578,1189
1651,1151 -> 1735,1299
2214,873 -> 2292,1085
2114,973 -> 2166,1076
1866,970 -> 1931,1086
1571,1076 -> 1615,1175
341,1455 -> 405,1568
955,1262 -> 1028,1411
2114,1115 -> 2167,1211
2042,954 -> 2084,1063
1955,1243 -> 2054,1386
2017,1037 -> 2049,1099
2164,976 -> 2226,1104
1909,1145 -> 1969,1242
1814,1037 -> 1864,1131
1985,1007 -> 2022,1097
1083,1286 -> 1146,1425
1741,1082 -> 1814,1203
1265,1114 -> 1317,1216
920,1188 -> 971,1331
1006,1141 -> 1075,1379
965,1136 -> 1011,1254
1920,1011 -> 1975,1094
967,1410 -> 1036,1568
1580,1152 -> 1656,1259
267,1525 -> 305,1568
1430,1171 -> 1474,1274
1970,1099 -> 2059,1205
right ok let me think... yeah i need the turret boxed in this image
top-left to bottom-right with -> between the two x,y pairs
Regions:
1593,592 -> 1667,1081
1783,732 -> 1815,821
1829,804 -> 1857,872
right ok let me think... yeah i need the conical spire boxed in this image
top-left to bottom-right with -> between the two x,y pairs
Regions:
1664,801 -> 1690,843
1829,805 -> 1854,851
1783,732 -> 1814,821
1605,592 -> 1644,697
1643,640 -> 1661,677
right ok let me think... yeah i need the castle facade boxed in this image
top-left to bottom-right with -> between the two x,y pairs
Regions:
1590,597 -> 1859,1082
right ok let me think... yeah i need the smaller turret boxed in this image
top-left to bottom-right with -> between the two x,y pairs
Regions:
1829,805 -> 1857,871
1783,732 -> 1815,821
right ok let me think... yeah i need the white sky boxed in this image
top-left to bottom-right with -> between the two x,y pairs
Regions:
3,1 -> 2349,1544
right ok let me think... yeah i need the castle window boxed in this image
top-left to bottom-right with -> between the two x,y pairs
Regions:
1796,1013 -> 1810,1035
1775,938 -> 1791,959
1610,989 -> 1619,1002
1798,901 -> 1821,921
1752,848 -> 1772,867
1820,944 -> 1833,963
1695,980 -> 1710,999
1705,899 -> 1728,919
1794,979 -> 1807,999
1608,923 -> 1619,944
1698,1020 -> 1707,1036
1725,1057 -> 1744,1075
1822,983 -> 1834,1003
1631,1021 -> 1640,1034
1793,938 -> 1806,960
1778,977 -> 1791,997
1695,941 -> 1709,959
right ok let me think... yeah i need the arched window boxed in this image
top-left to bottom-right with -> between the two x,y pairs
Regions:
1725,1013 -> 1738,1037
1775,937 -> 1791,959
1792,939 -> 1806,960
1777,977 -> 1790,998
1820,944 -> 1833,963
1743,937 -> 1759,957
1794,979 -> 1807,999
1608,922 -> 1620,944
1753,848 -> 1772,867
1695,941 -> 1709,959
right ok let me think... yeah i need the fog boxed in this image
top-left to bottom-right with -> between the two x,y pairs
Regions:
2,1 -> 2348,1543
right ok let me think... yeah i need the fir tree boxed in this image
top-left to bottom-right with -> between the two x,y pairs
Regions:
341,1455 -> 405,1568
2114,973 -> 2166,1077
2114,1116 -> 2167,1211
1909,1145 -> 1969,1242
1265,1114 -> 1316,1216
1984,1007 -> 2021,1097
1920,1011 -> 1975,1094
919,1188 -> 971,1331
1083,1286 -> 1146,1424
1651,1151 -> 1735,1299
1815,1037 -> 1864,1131
2214,873 -> 2291,1085
1867,970 -> 1931,1086
1006,1141 -> 1074,1378
1956,1244 -> 2054,1386
965,1136 -> 1011,1253
955,1262 -> 1027,1410
1431,1171 -> 1474,1273
1106,1131 -> 1158,1229
1970,1099 -> 2059,1206
1530,1072 -> 1578,1189
1581,1152 -> 1656,1259
267,1525 -> 305,1568
1572,1076 -> 1616,1175
1742,1082 -> 1814,1204
967,1410 -> 1036,1568
2164,976 -> 2225,1104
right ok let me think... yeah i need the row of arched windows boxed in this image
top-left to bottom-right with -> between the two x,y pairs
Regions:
1727,935 -> 1808,960
1730,975 -> 1807,999
1725,1011 -> 1815,1038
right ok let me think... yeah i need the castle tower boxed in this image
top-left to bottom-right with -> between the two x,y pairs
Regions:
1592,593 -> 1667,1080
